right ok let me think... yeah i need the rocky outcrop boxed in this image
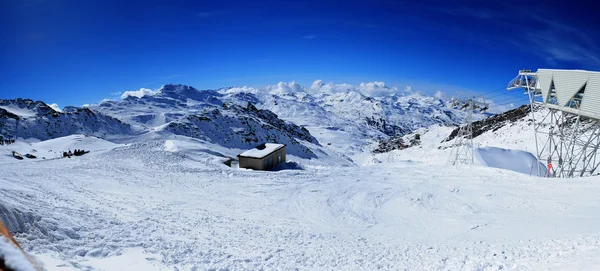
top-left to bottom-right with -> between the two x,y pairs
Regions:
162,102 -> 318,158
0,99 -> 132,140
443,105 -> 531,143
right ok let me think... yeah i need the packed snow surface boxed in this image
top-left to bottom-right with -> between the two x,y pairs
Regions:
239,143 -> 284,158
2,135 -> 600,270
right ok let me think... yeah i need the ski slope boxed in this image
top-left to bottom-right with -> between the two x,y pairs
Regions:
2,135 -> 600,270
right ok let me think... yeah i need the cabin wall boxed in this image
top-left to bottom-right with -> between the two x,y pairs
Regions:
239,146 -> 286,170
262,147 -> 286,170
239,157 -> 265,170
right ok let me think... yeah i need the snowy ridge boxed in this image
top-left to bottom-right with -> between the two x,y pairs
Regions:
92,84 -> 320,159
0,99 -> 133,141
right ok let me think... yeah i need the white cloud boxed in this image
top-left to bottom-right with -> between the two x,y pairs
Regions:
121,88 -> 159,99
48,103 -> 62,112
308,80 -> 402,97
265,81 -> 304,96
434,90 -> 446,99
303,35 -> 316,39
221,81 -> 445,100
308,80 -> 356,94
357,81 -> 399,97
311,79 -> 326,89
486,102 -> 518,114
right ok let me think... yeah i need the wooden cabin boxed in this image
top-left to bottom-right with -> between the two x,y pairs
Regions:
238,143 -> 286,170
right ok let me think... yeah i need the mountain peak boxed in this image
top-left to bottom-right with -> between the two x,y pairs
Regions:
155,84 -> 222,103
159,84 -> 198,94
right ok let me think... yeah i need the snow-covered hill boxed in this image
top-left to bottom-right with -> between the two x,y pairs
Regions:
0,99 -> 134,141
91,84 -> 321,159
0,134 -> 123,162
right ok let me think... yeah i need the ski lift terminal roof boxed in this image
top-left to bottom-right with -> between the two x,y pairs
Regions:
535,69 -> 600,120
239,143 -> 286,159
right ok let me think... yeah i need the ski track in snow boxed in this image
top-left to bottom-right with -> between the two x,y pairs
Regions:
2,140 -> 600,270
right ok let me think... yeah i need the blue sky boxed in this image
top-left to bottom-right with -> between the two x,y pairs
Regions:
1,0 -> 598,108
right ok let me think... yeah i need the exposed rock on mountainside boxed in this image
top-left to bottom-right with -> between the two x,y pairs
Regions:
0,99 -> 132,140
443,105 -> 531,143
90,84 -> 320,158
162,103 -> 318,158
372,132 -> 423,153
2,83 -> 491,160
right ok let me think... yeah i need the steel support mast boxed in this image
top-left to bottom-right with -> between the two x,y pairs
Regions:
508,69 -> 600,178
447,98 -> 488,166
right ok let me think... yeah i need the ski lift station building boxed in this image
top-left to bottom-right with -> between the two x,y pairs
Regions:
531,69 -> 600,119
508,68 -> 600,178
238,143 -> 286,170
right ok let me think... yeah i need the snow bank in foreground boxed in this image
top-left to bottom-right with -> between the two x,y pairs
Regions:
475,146 -> 548,176
38,248 -> 169,271
0,237 -> 37,271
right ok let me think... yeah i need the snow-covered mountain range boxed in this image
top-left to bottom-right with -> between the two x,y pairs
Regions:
0,82 -> 489,163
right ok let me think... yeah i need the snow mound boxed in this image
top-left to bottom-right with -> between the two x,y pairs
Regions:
475,146 -> 547,176
163,140 -> 178,152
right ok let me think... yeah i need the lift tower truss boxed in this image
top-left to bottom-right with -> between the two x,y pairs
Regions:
447,98 -> 488,166
508,69 -> 600,178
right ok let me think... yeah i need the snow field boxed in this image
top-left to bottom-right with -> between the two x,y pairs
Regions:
2,137 -> 600,270
0,135 -> 123,163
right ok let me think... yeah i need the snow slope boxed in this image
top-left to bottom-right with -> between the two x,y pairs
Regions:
1,135 -> 600,270
0,134 -> 123,162
384,106 -> 548,175
0,105 -> 38,118
0,99 -> 134,141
